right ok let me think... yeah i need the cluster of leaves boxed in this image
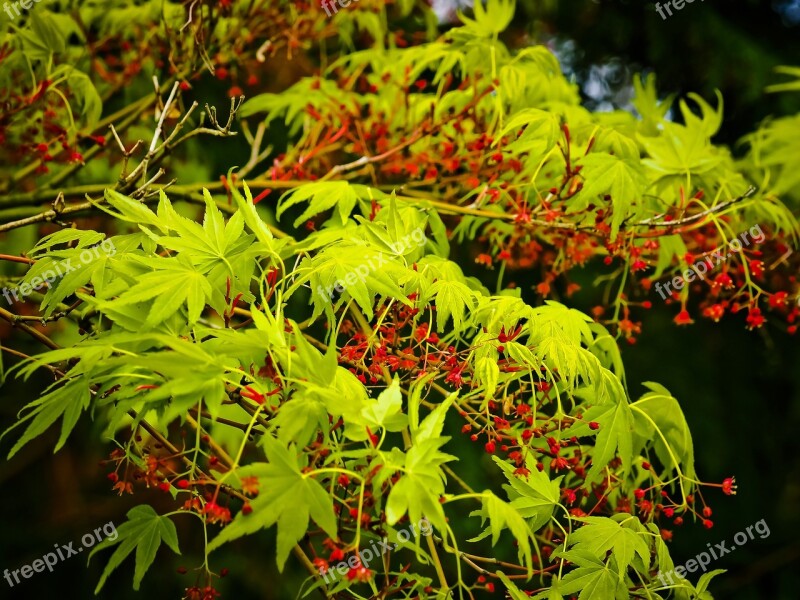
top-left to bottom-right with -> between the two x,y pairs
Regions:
1,182 -> 736,599
0,1 -> 797,599
238,0 -> 800,339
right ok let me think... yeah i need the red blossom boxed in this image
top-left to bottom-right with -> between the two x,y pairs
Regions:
703,303 -> 726,322
722,477 -> 737,496
745,307 -> 765,329
346,560 -> 372,582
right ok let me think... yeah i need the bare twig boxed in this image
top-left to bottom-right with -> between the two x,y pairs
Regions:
633,186 -> 757,228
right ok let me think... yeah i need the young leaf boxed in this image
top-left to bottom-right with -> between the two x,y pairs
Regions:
631,382 -> 696,481
549,550 -> 625,599
576,153 -> 647,240
493,455 -> 560,531
578,400 -> 634,485
89,505 -> 180,593
1,379 -> 91,458
468,491 -> 535,573
207,438 -> 337,570
566,517 -> 650,579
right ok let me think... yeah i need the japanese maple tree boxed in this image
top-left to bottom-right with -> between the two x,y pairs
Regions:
0,1 -> 798,599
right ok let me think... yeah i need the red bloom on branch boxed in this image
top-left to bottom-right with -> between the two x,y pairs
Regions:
346,560 -> 372,582
745,307 -> 765,329
722,477 -> 737,496
703,303 -> 725,322
329,547 -> 345,562
768,291 -> 788,309
241,386 -> 265,404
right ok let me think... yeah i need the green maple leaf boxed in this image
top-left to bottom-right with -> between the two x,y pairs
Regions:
277,181 -> 376,227
547,550 -> 625,600
571,398 -> 634,484
207,437 -> 337,570
631,382 -> 696,481
97,255 -> 213,327
565,517 -> 650,579
385,396 -> 457,532
499,571 -> 542,599
468,491 -> 535,573
89,505 -> 180,593
577,153 -> 647,240
155,190 -> 253,277
493,455 -> 560,531
425,279 -> 479,332
300,241 -> 410,321
639,121 -> 724,181
361,377 -> 408,433
1,378 -> 91,458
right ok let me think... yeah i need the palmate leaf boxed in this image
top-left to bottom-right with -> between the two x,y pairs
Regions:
1,378 -> 91,458
98,255 -> 213,328
564,517 -> 650,580
576,153 -> 647,240
497,108 -> 560,158
544,550 -> 626,600
300,241 -> 410,321
571,398 -> 634,485
528,302 -> 594,347
472,294 -> 536,335
89,505 -> 180,593
468,491 -> 535,573
105,189 -> 257,295
155,190 -> 255,282
425,279 -> 480,332
385,398 -> 456,532
277,181 -> 379,227
498,571 -> 537,600
639,121 -> 724,181
493,455 -> 560,531
458,0 -> 515,36
207,438 -> 337,570
525,303 -> 604,390
631,382 -> 696,481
